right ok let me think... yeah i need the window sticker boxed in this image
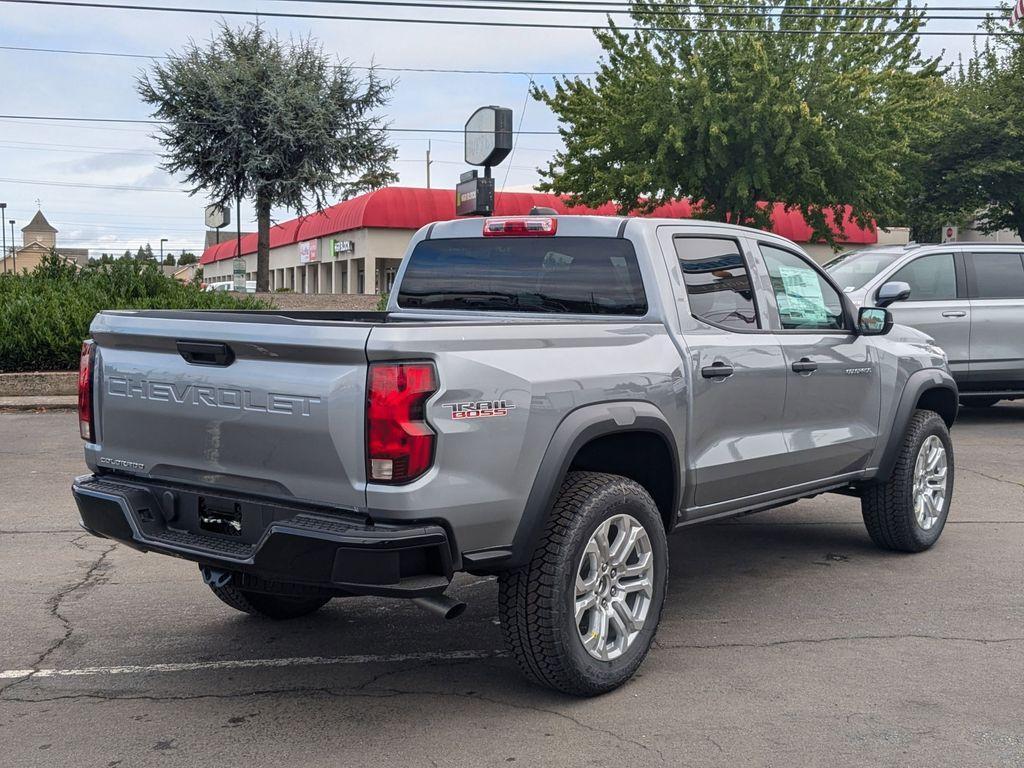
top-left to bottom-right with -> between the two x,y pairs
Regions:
542,251 -> 573,270
777,265 -> 828,324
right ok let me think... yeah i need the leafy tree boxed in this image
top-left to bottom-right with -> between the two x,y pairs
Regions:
163,253 -> 176,266
178,252 -> 198,265
139,22 -> 398,291
534,0 -> 943,245
915,28 -> 1024,241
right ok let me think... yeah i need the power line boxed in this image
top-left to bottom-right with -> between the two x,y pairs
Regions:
0,176 -> 189,192
0,0 -> 1018,36
309,0 -> 1003,10
262,0 -> 996,22
0,113 -> 567,135
0,141 -> 156,156
0,140 -> 542,168
0,44 -> 596,75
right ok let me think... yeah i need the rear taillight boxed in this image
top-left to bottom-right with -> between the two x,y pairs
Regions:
78,340 -> 96,442
483,217 -> 557,237
366,362 -> 437,483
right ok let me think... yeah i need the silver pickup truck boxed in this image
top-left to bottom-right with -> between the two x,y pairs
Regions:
73,215 -> 958,696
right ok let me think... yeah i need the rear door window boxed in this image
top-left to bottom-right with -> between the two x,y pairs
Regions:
674,237 -> 759,330
397,237 -> 647,315
967,252 -> 1024,299
886,253 -> 957,302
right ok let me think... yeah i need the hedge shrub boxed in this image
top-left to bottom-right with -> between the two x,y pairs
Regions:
0,253 -> 270,372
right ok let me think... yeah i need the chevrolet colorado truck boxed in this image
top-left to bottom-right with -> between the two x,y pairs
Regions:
73,215 -> 958,696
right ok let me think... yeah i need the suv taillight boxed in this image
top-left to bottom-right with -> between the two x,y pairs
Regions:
78,340 -> 96,442
366,362 -> 437,483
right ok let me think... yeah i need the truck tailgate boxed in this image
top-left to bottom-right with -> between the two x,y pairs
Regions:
88,311 -> 372,510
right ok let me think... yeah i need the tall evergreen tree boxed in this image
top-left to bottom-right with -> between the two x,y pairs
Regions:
139,23 -> 397,291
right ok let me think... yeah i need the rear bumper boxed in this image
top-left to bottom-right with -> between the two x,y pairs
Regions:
72,474 -> 455,597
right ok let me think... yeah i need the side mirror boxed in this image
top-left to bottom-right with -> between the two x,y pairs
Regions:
858,307 -> 893,336
876,281 -> 911,307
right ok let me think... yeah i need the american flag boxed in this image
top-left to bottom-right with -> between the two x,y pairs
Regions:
1014,0 -> 1024,27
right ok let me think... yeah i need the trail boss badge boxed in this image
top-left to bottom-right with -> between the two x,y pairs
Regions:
442,400 -> 516,420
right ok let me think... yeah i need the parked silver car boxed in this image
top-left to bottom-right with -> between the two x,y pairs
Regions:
828,243 -> 1024,406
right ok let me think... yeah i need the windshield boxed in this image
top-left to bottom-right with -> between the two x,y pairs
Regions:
825,249 -> 903,291
397,237 -> 648,315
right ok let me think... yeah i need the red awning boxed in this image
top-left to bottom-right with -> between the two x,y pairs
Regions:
201,187 -> 876,265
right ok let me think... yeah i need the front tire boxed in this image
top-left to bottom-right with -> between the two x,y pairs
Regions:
498,472 -> 668,696
861,409 -> 954,552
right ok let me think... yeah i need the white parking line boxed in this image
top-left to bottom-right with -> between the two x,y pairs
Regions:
0,649 -> 502,680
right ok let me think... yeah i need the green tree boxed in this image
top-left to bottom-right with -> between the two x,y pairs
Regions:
177,252 -> 198,265
916,29 -> 1024,241
535,0 -> 943,245
139,22 -> 398,291
162,253 -> 176,266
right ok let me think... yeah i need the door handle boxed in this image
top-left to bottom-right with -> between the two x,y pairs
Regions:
701,362 -> 734,379
177,340 -> 235,367
941,310 -> 967,318
791,358 -> 818,374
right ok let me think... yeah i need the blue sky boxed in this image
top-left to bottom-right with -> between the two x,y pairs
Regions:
0,0 -> 1009,256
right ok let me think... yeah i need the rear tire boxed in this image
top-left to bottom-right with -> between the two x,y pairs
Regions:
207,580 -> 330,620
498,471 -> 668,697
861,410 -> 953,553
960,396 -> 1001,408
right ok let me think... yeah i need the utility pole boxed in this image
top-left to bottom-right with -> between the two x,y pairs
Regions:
8,220 -> 15,273
426,140 -> 433,189
0,203 -> 6,274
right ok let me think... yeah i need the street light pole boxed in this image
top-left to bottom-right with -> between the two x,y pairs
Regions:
160,238 -> 169,264
0,203 -> 6,274
426,140 -> 433,189
8,220 -> 15,273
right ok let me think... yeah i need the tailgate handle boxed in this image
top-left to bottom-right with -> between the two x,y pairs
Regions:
177,341 -> 235,367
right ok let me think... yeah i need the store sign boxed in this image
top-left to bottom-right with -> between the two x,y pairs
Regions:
333,239 -> 354,256
232,257 -> 246,291
456,172 -> 495,217
205,204 -> 230,229
298,240 -> 318,264
465,106 -> 513,167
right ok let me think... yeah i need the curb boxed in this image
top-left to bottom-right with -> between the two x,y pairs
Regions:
0,396 -> 78,411
0,371 -> 78,397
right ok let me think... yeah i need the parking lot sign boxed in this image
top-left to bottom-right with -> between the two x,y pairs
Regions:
232,257 -> 246,291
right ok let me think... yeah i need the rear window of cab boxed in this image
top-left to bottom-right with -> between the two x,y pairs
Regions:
397,237 -> 648,316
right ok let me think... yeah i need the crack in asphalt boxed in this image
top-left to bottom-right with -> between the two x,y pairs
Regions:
0,541 -> 116,696
0,528 -> 82,535
1,681 -> 665,759
718,520 -> 1024,526
656,632 -> 1024,651
960,467 -> 1024,492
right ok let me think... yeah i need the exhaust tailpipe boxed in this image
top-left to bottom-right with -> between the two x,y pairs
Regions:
412,594 -> 466,620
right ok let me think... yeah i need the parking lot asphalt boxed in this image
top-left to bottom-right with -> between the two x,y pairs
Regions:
0,405 -> 1022,768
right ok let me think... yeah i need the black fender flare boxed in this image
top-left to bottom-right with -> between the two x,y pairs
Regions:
504,401 -> 680,570
873,368 -> 958,483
